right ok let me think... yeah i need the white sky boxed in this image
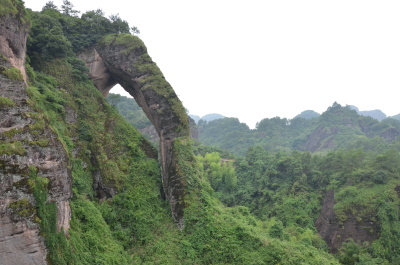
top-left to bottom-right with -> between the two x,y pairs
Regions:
25,0 -> 400,128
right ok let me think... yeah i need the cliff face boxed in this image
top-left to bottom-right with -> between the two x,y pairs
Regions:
80,34 -> 190,228
0,1 -> 29,82
0,73 -> 72,264
315,190 -> 378,253
0,4 -> 72,264
78,49 -> 117,97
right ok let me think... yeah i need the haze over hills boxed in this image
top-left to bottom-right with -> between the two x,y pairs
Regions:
349,105 -> 387,121
196,102 -> 400,156
189,113 -> 226,123
189,104 -> 399,127
294,110 -> 321,120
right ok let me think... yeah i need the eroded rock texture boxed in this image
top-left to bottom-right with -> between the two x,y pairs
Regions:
81,34 -> 190,228
78,49 -> 117,97
0,4 -> 29,82
315,190 -> 378,253
0,69 -> 72,265
0,4 -> 72,263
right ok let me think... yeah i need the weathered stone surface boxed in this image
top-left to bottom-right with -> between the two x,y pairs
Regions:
78,49 -> 117,97
1,57 -> 71,265
140,116 -> 198,143
0,5 -> 29,83
81,34 -> 190,228
315,190 -> 378,253
0,211 -> 47,265
188,116 -> 199,140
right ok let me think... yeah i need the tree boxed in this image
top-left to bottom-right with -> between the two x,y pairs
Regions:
61,0 -> 80,17
42,1 -> 58,11
109,14 -> 130,33
130,26 -> 140,35
27,13 -> 73,62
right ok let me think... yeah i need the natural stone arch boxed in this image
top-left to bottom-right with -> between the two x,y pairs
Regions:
80,34 -> 190,228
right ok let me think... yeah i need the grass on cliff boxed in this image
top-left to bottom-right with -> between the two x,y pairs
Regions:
21,7 -> 344,263
0,0 -> 29,24
22,54 -> 343,264
1,67 -> 24,80
99,33 -> 189,134
26,57 -> 175,264
0,96 -> 16,109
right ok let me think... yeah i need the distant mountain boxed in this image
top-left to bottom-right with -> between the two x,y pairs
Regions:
359,110 -> 386,121
348,105 -> 360,112
202,113 -> 225,121
198,102 -> 400,155
190,113 -> 225,123
389,114 -> 400,120
349,105 -> 387,121
294,110 -> 320,119
189,114 -> 201,123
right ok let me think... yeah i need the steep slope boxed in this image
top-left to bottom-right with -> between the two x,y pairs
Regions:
0,2 -> 70,264
304,103 -> 400,152
0,0 -> 29,82
0,2 -> 346,264
80,34 -> 190,228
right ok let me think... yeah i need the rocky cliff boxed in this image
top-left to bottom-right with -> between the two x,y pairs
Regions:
0,2 -> 72,263
0,0 -> 29,83
80,34 -> 191,228
0,2 -> 348,264
315,190 -> 378,253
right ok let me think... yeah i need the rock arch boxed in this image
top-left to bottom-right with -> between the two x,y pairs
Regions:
80,34 -> 189,228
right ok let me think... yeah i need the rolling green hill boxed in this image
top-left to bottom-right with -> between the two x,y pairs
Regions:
197,103 -> 400,156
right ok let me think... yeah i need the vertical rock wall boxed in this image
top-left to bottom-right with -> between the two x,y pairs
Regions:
0,3 -> 72,263
0,60 -> 73,265
0,3 -> 29,83
81,34 -> 190,228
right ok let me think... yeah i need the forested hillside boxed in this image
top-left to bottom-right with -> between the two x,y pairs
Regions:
0,1 -> 358,264
197,102 -> 400,156
111,73 -> 400,264
107,93 -> 152,130
105,79 -> 400,263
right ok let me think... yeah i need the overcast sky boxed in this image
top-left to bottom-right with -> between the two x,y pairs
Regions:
25,0 -> 400,128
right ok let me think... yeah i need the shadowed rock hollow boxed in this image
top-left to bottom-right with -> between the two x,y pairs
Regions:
80,34 -> 190,228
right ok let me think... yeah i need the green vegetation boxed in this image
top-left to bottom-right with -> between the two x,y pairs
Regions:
107,93 -> 151,130
0,0 -> 29,24
197,152 -> 237,193
0,141 -> 26,155
23,17 -> 338,265
8,198 -> 35,217
204,144 -> 400,264
28,139 -> 50,147
1,1 -> 399,264
99,33 -> 189,132
27,2 -> 134,66
0,96 -> 15,109
197,103 -> 400,156
102,33 -> 144,55
1,67 -> 24,81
